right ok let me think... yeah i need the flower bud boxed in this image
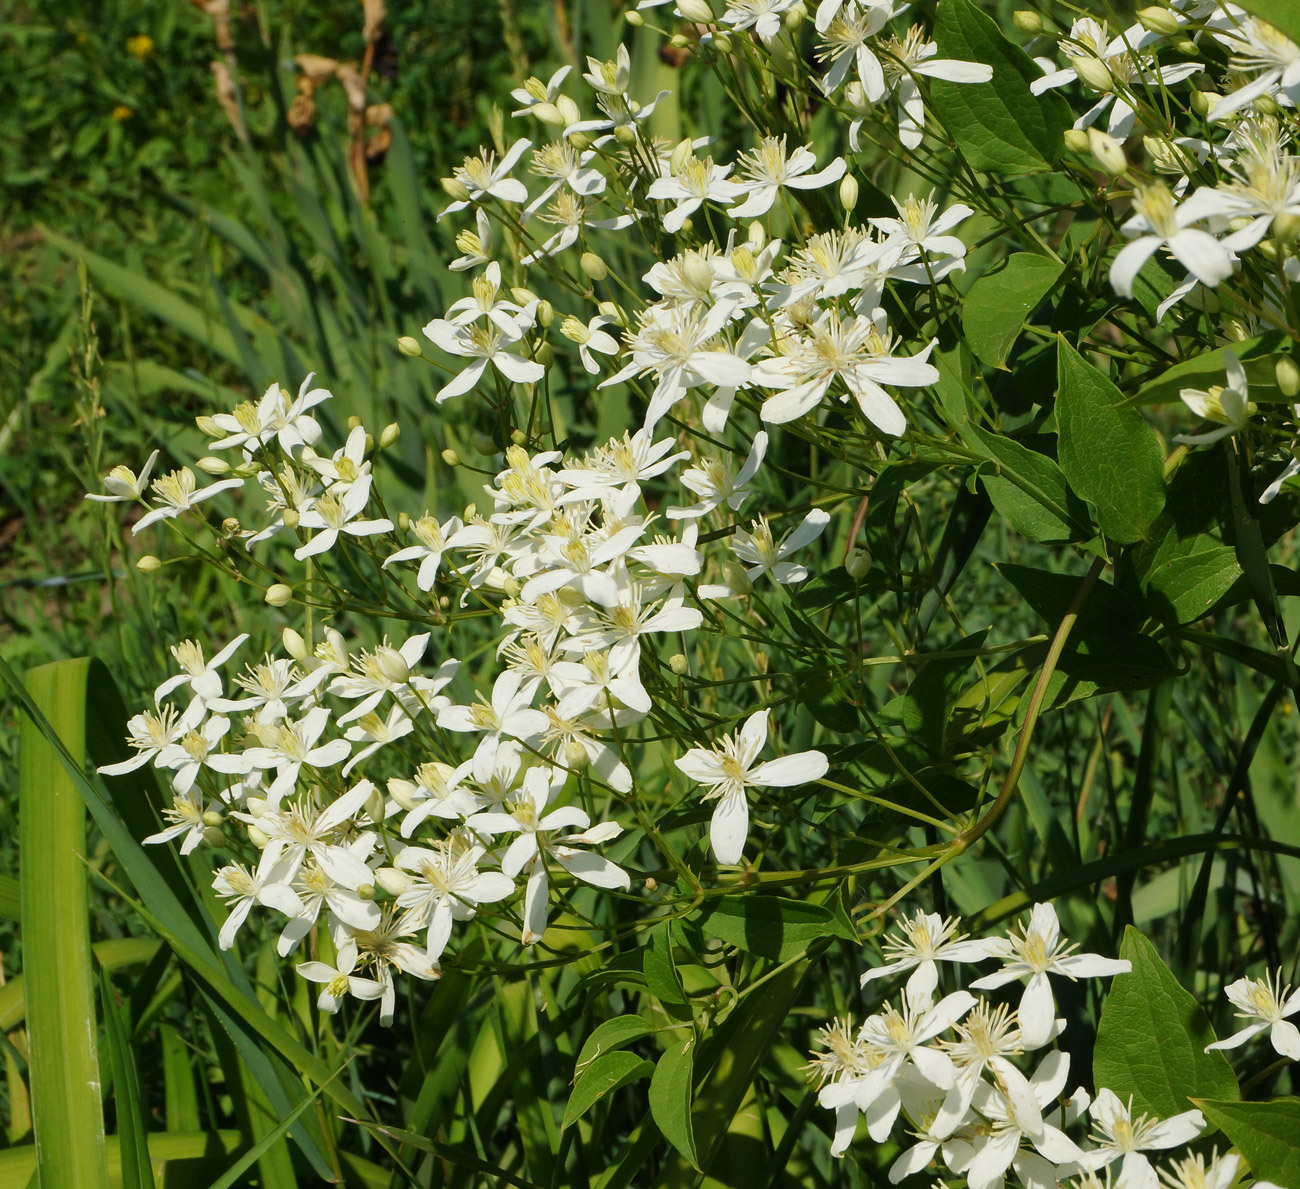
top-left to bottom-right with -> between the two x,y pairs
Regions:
677,0 -> 713,21
247,825 -> 269,848
682,253 -> 714,295
644,876 -> 658,891
1137,6 -> 1180,36
281,508 -> 300,529
711,31 -> 732,52
721,560 -> 753,596
397,335 -> 423,357
838,173 -> 859,212
438,595 -> 451,610
441,176 -> 471,202
563,740 -> 590,769
556,95 -> 581,126
265,583 -> 293,606
364,784 -> 385,823
669,33 -> 691,48
374,867 -> 412,896
195,414 -> 223,437
613,124 -> 638,146
203,827 -> 227,848
669,653 -> 690,675
783,1 -> 806,30
1254,94 -> 1280,116
670,137 -> 695,175
347,416 -> 363,432
474,433 -> 498,456
441,448 -> 461,467
196,455 -> 230,475
511,428 -> 528,446
511,286 -> 539,307
536,342 -> 555,369
1172,36 -> 1198,56
380,421 -> 401,448
570,130 -> 595,150
844,547 -> 871,579
1012,9 -> 1043,34
375,645 -> 410,685
1073,54 -> 1113,92
1278,356 -> 1300,398
531,101 -> 565,126
203,809 -> 226,828
1260,239 -> 1280,262
502,576 -> 522,599
1088,127 -> 1127,175
747,220 -> 766,249
625,9 -> 644,25
136,554 -> 162,573
1190,89 -> 1213,116
1063,128 -> 1091,155
598,300 -> 628,327
398,511 -> 411,533
1272,212 -> 1300,245
246,796 -> 269,818
282,627 -> 308,659
580,251 -> 608,281
536,299 -> 554,329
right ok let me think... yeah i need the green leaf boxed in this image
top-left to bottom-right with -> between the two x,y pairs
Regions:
97,970 -> 155,1189
0,877 -> 19,923
1142,546 -> 1243,626
930,0 -> 1071,173
1056,337 -> 1166,543
561,1050 -> 654,1130
1093,926 -> 1238,1119
964,254 -> 1065,367
1233,0 -> 1300,46
644,923 -> 688,1005
697,895 -> 843,962
1131,332 -> 1287,406
1194,1098 -> 1300,1187
19,661 -> 109,1189
649,1037 -> 698,1169
964,425 -> 1091,542
576,1016 -> 654,1071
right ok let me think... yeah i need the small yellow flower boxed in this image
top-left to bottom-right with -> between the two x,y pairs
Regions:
112,105 -> 134,122
126,34 -> 154,60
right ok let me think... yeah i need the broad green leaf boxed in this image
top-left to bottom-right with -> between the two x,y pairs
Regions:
797,667 -> 862,733
1056,338 -> 1166,542
644,922 -> 688,1005
930,0 -> 1071,172
649,1036 -> 698,1169
1142,546 -> 1242,626
964,425 -> 1090,542
1195,1097 -> 1300,1187
1132,332 -> 1287,407
996,563 -> 1142,637
697,895 -> 844,962
1093,926 -> 1238,1118
576,1016 -> 654,1071
19,661 -> 109,1189
964,253 -> 1064,367
1233,1 -> 1300,46
561,1050 -> 654,1129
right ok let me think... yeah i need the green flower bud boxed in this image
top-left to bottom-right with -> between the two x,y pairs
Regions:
247,825 -> 269,849
1073,54 -> 1114,93
136,554 -> 161,573
563,740 -> 591,769
844,547 -> 871,579
282,627 -> 308,659
1012,9 -> 1043,34
203,809 -> 226,828
712,32 -> 732,52
625,9 -> 644,26
202,827 -> 227,848
1088,127 -> 1127,175
580,251 -> 608,281
669,653 -> 690,675
474,433 -> 498,456
721,560 -> 752,596
265,583 -> 293,606
531,101 -> 565,126
1063,128 -> 1091,155
838,173 -> 859,212
536,342 -> 554,369
613,124 -> 638,146
570,130 -> 595,150
1190,89 -> 1214,116
536,299 -> 554,328
440,176 -> 471,202
397,335 -> 423,357
380,421 -> 400,448
281,508 -> 300,530
195,414 -> 223,437
1136,7 -> 1180,36
1277,356 -> 1300,398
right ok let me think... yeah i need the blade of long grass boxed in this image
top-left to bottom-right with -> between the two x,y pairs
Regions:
159,1024 -> 200,1133
0,1132 -> 242,1189
0,939 -> 159,1032
0,877 -> 20,922
98,967 -> 156,1189
19,660 -> 109,1189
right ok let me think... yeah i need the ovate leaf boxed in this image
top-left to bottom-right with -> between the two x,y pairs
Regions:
649,1037 -> 698,1169
930,0 -> 1071,173
561,1051 -> 654,1129
1093,927 -> 1238,1119
1056,338 -> 1166,543
964,254 -> 1065,367
576,1016 -> 654,1071
697,895 -> 845,962
1194,1098 -> 1300,1187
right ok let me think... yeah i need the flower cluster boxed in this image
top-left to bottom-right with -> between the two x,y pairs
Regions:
811,904 -> 1292,1189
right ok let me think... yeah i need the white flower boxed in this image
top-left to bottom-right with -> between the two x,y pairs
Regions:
383,514 -> 462,591
293,473 -> 394,559
729,508 -> 831,586
100,701 -> 204,776
668,431 -> 769,520
207,376 -> 330,456
510,64 -> 571,115
970,902 -> 1131,1049
730,137 -> 847,219
441,138 -> 532,217
647,155 -> 745,233
155,634 -> 249,712
86,449 -> 160,503
860,909 -> 1002,1001
342,705 -> 416,776
1209,17 -> 1300,123
249,780 -> 378,887
1109,183 -> 1235,300
1204,970 -> 1300,1059
881,26 -> 993,148
722,0 -> 804,43
675,708 -> 829,865
213,862 -> 304,950
437,668 -> 549,749
240,705 -> 353,804
1156,1150 -> 1240,1189
1175,350 -> 1253,444
296,939 -> 386,1013
1082,1090 -> 1205,1185
155,713 -> 252,793
144,791 -> 218,854
560,314 -> 620,375
132,467 -> 245,534
422,318 -> 545,403
391,839 -> 514,959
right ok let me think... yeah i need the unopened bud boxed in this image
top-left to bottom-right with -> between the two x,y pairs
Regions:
677,0 -> 713,21
644,876 -> 658,891
511,428 -> 528,446
580,251 -> 608,281
364,784 -> 385,823
347,416 -> 363,431
375,645 -> 410,684
536,299 -> 554,329
670,138 -> 695,175
1260,239 -> 1280,262
669,653 -> 690,675
783,1 -> 805,30
747,220 -> 766,249
1254,94 -> 1280,116
1172,37 -> 1198,56
1190,89 -> 1213,116
247,825 -> 269,848
398,511 -> 411,532
536,342 -> 554,368
838,173 -> 859,212
397,335 -> 423,357
844,547 -> 871,579
380,421 -> 400,448
282,627 -> 308,659
441,176 -> 471,201
711,31 -> 732,52
441,448 -> 461,467
246,796 -> 268,818
570,130 -> 595,150
364,433 -> 375,454
1012,9 -> 1043,34
1073,54 -> 1113,93
438,595 -> 451,610
196,455 -> 230,475
374,867 -> 412,896
613,124 -> 637,146
625,9 -> 644,25
556,95 -> 581,126
203,809 -> 225,828
682,254 -> 714,295
598,300 -> 628,327
531,101 -> 565,126
721,560 -> 753,596
1277,356 -> 1300,397
511,286 -> 538,307
474,433 -> 498,456
564,740 -> 591,769
136,554 -> 162,573
202,827 -> 227,848
1136,6 -> 1180,36
669,32 -> 691,48
281,508 -> 300,529
356,883 -> 377,901
195,415 -> 223,437
1088,127 -> 1127,175
1063,128 -> 1091,155
265,583 -> 293,606
502,576 -> 522,599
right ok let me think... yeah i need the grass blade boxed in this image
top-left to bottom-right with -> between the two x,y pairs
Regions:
98,966 -> 156,1189
19,659 -> 109,1189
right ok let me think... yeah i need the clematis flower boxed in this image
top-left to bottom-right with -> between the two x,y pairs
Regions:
86,449 -> 160,503
132,467 -> 245,534
675,708 -> 829,865
1109,183 -> 1235,300
729,137 -> 847,219
1174,350 -> 1253,444
296,939 -> 386,1013
1080,1090 -> 1205,1186
861,909 -> 1002,1002
1204,970 -> 1300,1059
